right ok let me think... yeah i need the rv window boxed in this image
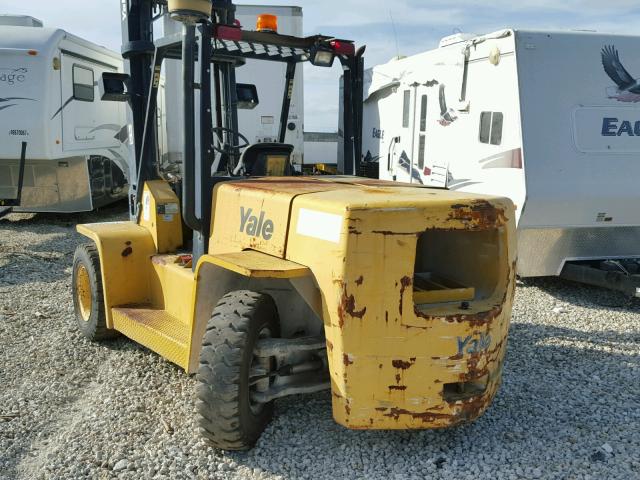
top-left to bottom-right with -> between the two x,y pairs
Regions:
73,65 -> 94,102
418,135 -> 426,169
490,112 -> 503,145
420,95 -> 427,132
402,90 -> 410,128
479,112 -> 491,143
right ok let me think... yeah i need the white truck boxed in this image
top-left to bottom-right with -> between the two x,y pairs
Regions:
0,15 -> 129,214
360,29 -> 640,294
160,4 -> 305,174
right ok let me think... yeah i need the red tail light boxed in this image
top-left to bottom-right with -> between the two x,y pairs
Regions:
330,40 -> 355,56
214,25 -> 242,41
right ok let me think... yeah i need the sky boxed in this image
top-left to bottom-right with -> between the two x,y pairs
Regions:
4,0 -> 640,131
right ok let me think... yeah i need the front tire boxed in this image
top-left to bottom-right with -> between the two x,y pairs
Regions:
71,243 -> 117,341
196,290 -> 279,450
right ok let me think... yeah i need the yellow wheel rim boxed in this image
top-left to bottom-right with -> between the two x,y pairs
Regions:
76,264 -> 92,322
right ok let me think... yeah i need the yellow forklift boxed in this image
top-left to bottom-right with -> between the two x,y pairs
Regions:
71,0 -> 517,450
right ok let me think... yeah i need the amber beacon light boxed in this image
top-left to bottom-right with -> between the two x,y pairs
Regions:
256,14 -> 277,33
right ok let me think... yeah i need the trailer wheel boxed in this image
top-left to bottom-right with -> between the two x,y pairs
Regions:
196,290 -> 279,450
71,243 -> 118,341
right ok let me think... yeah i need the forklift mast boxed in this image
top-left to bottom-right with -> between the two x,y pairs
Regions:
116,0 -> 364,261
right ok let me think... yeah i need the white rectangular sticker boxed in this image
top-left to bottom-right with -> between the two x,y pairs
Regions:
573,106 -> 640,153
296,208 -> 342,243
164,203 -> 179,214
142,191 -> 151,222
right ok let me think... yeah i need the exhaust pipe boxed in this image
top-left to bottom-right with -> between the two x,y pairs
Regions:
181,24 -> 201,232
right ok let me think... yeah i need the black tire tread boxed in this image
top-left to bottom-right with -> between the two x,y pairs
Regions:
196,290 -> 278,451
72,243 -> 118,341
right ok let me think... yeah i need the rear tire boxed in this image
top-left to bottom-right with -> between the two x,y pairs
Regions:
71,243 -> 118,341
196,290 -> 279,450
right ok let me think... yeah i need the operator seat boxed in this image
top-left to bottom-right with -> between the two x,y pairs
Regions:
234,143 -> 295,176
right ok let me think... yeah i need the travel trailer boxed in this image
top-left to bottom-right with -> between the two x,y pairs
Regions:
359,29 -> 640,294
0,6 -> 304,215
0,15 -> 129,214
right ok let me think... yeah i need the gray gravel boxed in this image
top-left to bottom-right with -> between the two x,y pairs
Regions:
1,207 -> 639,480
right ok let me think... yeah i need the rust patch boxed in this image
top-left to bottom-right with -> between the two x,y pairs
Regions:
447,199 -> 507,230
345,404 -> 351,415
460,339 -> 505,382
355,275 -> 364,286
382,407 -> 454,423
395,373 -> 401,384
385,311 -> 389,324
399,276 -> 412,315
348,225 -> 362,235
414,303 -> 503,328
372,230 -> 423,236
228,177 -> 329,194
392,359 -> 414,370
338,284 -> 367,326
343,294 -> 366,319
326,340 -> 333,351
125,241 -> 132,246
379,363 -> 383,369
389,385 -> 407,391
121,246 -> 133,257
343,353 -> 354,366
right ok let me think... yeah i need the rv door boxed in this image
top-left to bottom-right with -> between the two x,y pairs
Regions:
406,83 -> 447,186
412,88 -> 428,185
393,85 -> 424,183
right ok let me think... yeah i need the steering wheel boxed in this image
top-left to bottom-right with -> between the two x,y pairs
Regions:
211,126 -> 250,154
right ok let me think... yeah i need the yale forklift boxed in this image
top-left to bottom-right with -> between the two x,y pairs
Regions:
71,0 -> 517,450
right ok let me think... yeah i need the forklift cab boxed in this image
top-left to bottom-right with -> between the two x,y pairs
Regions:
102,0 -> 365,261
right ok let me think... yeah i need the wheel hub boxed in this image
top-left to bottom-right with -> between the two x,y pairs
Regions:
75,264 -> 92,322
249,327 -> 274,415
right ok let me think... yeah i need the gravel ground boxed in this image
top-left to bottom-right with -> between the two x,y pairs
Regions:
1,206 -> 639,480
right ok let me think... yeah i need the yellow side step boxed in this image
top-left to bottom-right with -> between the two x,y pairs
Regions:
111,307 -> 190,369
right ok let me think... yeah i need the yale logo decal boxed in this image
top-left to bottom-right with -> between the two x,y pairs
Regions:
457,333 -> 491,356
240,207 -> 274,240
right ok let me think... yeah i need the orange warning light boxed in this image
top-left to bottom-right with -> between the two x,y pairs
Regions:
256,14 -> 277,33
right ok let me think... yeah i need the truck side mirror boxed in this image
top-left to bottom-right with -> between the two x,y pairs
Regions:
100,72 -> 131,102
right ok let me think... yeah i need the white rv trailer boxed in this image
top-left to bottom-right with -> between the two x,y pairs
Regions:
360,29 -> 640,290
160,5 -> 304,174
0,15 -> 129,213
